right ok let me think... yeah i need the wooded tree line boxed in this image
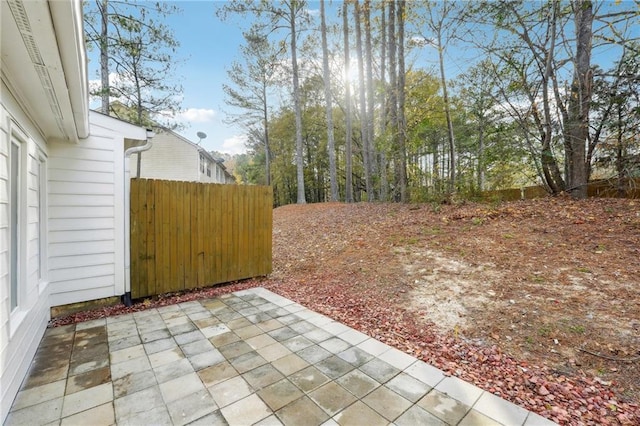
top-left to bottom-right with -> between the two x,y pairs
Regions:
83,1 -> 638,206
220,0 -> 638,206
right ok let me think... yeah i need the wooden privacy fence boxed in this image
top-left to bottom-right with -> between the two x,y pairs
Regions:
481,178 -> 640,202
130,179 -> 272,299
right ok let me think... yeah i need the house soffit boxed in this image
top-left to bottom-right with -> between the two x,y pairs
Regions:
1,0 -> 79,143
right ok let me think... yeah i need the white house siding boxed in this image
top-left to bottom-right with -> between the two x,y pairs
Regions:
0,87 -> 50,422
136,129 -> 233,184
47,116 -> 126,307
137,130 -> 199,181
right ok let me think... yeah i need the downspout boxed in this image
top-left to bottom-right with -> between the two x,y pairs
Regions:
122,130 -> 154,306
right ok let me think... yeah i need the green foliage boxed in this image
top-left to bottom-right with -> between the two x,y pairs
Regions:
215,0 -> 637,205
591,42 -> 640,182
234,153 -> 266,185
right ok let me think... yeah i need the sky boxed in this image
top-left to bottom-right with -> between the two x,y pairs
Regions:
88,1 -> 334,156
161,2 -> 249,155
87,1 -> 250,155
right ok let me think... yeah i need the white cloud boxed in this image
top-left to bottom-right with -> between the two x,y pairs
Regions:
88,72 -> 130,96
409,36 -> 435,48
306,8 -> 320,17
221,134 -> 248,155
178,108 -> 217,123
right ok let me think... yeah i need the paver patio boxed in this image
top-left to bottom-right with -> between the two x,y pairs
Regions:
5,287 -> 556,425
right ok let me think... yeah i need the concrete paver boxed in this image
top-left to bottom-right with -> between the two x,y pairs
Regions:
5,287 -> 557,425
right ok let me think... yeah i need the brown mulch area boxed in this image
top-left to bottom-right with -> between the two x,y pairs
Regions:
51,198 -> 640,425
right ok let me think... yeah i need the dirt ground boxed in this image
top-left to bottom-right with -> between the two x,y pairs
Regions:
266,198 -> 640,425
52,197 -> 639,424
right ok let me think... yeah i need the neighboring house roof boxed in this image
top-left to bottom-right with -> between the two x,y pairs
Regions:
1,0 -> 89,143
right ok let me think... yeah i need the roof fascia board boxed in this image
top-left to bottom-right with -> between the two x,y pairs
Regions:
49,0 -> 89,139
89,110 -> 148,141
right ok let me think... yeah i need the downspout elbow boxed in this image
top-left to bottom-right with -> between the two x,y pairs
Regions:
125,129 -> 155,159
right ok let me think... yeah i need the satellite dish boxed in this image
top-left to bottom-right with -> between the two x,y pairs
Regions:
196,131 -> 207,141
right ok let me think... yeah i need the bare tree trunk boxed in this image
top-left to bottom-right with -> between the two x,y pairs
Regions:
540,1 -> 565,193
320,0 -> 338,201
262,83 -> 271,186
354,1 -> 373,200
364,0 -> 377,197
565,0 -> 593,199
477,126 -> 485,191
387,0 -> 399,201
436,27 -> 456,195
615,105 -> 627,197
343,1 -> 353,203
396,0 -> 408,202
290,3 -> 306,204
378,2 -> 388,201
99,0 -> 109,114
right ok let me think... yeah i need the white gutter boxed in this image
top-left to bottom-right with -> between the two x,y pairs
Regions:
122,130 -> 154,306
49,0 -> 90,139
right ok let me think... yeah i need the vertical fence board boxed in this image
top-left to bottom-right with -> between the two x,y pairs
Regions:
130,179 -> 272,299
145,180 -> 156,298
138,179 -> 148,298
214,184 -> 223,283
154,179 -> 164,297
195,183 -> 205,287
161,180 -> 172,295
130,178 -> 140,298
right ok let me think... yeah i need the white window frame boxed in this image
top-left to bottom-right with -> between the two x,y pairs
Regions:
9,139 -> 21,313
9,122 -> 29,335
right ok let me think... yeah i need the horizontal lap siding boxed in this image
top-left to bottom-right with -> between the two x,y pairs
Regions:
138,131 -> 198,181
130,179 -> 272,299
0,97 -> 49,424
48,136 -> 121,306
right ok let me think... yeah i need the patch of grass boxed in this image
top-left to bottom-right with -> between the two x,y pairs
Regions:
568,325 -> 586,334
471,217 -> 484,226
530,275 -> 546,283
576,267 -> 591,273
426,226 -> 442,235
503,233 -> 515,239
538,324 -> 553,337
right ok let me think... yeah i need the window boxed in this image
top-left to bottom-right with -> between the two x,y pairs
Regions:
206,162 -> 211,177
10,140 -> 20,311
200,155 -> 205,173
